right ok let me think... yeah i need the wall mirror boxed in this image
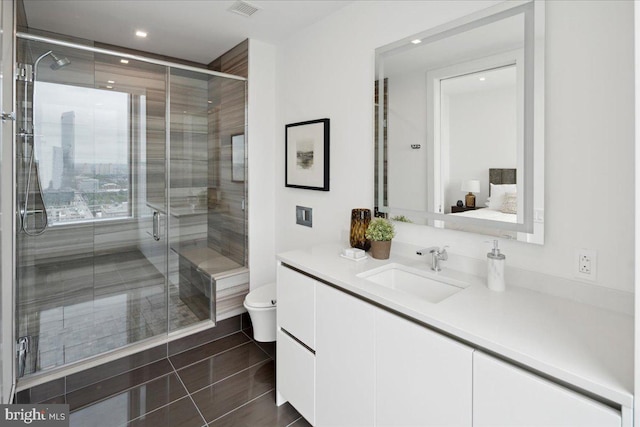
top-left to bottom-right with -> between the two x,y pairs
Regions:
374,0 -> 544,244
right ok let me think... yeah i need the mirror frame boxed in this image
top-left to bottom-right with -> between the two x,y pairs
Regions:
375,0 -> 544,243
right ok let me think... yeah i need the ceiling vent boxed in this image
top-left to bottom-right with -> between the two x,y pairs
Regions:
228,1 -> 260,18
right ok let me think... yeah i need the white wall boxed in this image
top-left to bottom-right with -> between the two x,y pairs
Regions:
275,0 -> 500,252
248,39 -> 277,288
273,0 -> 634,294
634,0 -> 639,423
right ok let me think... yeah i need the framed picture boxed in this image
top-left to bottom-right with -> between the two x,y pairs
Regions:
285,118 -> 330,191
231,134 -> 245,182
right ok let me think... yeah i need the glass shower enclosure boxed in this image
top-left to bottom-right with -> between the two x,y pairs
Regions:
15,34 -> 247,378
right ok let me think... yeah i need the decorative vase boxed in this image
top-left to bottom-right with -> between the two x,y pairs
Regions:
370,240 -> 392,260
350,208 -> 371,251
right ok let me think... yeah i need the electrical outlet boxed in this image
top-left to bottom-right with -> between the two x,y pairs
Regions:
575,249 -> 597,281
579,255 -> 591,274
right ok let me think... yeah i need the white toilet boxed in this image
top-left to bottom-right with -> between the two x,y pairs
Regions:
243,282 -> 277,342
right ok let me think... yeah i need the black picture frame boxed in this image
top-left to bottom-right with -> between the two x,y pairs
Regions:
285,118 -> 330,191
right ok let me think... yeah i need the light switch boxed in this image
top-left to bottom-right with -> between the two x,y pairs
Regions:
296,206 -> 312,227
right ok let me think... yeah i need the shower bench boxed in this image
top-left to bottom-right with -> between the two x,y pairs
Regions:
174,246 -> 249,323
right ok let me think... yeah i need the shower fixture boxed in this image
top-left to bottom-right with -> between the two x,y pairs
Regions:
49,52 -> 71,70
18,50 -> 71,236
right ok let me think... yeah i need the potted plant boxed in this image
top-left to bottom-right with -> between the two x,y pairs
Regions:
365,218 -> 396,260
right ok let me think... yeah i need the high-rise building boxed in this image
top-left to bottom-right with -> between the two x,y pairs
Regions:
61,111 -> 75,188
50,146 -> 63,190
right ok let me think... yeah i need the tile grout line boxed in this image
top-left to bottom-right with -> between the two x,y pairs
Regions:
206,388 -> 275,425
58,328 -> 247,407
183,358 -> 272,397
68,370 -> 175,413
168,358 -> 209,427
171,337 -> 254,371
63,355 -> 168,396
241,330 -> 275,360
286,417 -> 303,427
114,395 -> 194,427
169,324 -> 246,358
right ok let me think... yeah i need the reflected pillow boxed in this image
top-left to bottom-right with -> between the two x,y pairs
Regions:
488,184 -> 517,210
500,192 -> 517,214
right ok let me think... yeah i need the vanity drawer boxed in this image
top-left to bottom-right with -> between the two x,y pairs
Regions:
277,264 -> 316,349
277,329 -> 315,425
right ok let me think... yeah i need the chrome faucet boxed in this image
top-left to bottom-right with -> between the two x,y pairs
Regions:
416,246 -> 449,271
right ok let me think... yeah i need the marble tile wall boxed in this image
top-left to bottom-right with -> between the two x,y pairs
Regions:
206,40 -> 248,267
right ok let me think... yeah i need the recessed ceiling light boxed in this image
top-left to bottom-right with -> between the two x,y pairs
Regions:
135,30 -> 147,38
479,77 -> 486,81
411,39 -> 422,45
120,59 -> 129,64
106,85 -> 113,89
207,100 -> 212,104
107,80 -> 115,84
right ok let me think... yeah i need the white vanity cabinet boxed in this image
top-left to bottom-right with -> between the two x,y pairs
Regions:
276,262 -> 627,427
376,309 -> 473,426
276,264 -> 317,424
473,352 -> 622,427
315,283 -> 376,426
277,264 -> 316,348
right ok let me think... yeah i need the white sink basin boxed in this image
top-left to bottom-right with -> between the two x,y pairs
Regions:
357,263 -> 465,303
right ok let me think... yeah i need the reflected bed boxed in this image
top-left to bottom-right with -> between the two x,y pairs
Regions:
447,168 -> 517,238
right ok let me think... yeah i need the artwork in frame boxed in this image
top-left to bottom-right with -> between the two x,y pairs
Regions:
285,118 -> 330,191
231,134 -> 245,182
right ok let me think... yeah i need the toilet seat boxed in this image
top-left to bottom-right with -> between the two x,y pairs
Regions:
244,282 -> 277,342
245,282 -> 276,308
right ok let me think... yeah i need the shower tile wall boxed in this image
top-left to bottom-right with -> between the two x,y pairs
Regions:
206,40 -> 248,267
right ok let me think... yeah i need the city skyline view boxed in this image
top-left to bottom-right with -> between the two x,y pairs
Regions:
34,82 -> 133,223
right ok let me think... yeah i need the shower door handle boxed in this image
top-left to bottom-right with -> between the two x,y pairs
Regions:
152,211 -> 160,241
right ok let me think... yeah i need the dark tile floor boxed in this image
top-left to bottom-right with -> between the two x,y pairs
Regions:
59,330 -> 310,427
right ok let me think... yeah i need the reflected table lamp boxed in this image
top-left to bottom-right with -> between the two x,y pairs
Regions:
462,180 -> 480,208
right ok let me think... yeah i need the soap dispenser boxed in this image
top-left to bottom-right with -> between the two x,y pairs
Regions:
487,240 -> 506,292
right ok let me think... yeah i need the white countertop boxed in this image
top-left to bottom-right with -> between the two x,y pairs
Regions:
277,243 -> 634,408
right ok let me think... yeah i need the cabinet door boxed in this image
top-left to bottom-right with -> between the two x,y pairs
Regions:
277,330 -> 315,424
376,309 -> 473,426
473,352 -> 621,427
277,264 -> 316,349
315,283 -> 375,426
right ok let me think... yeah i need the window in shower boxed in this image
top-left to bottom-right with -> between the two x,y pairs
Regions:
35,82 -> 132,225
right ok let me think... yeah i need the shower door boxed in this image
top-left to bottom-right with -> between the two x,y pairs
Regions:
167,69 -> 247,330
15,39 -> 169,376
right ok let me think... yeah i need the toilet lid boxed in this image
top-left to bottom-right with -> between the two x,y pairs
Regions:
245,282 -> 277,308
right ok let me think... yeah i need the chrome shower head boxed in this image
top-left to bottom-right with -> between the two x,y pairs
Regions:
33,50 -> 71,77
49,52 -> 70,70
